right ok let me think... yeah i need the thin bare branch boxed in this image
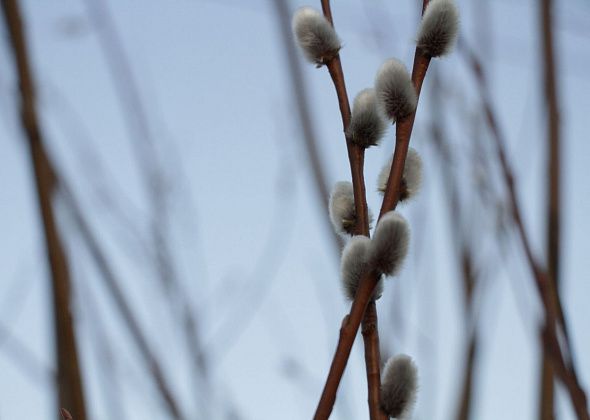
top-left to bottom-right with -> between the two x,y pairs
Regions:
61,185 -> 187,420
459,39 -> 589,420
539,0 -> 562,417
1,1 -> 87,418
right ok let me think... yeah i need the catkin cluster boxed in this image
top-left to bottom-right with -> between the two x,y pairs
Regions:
293,1 -> 459,418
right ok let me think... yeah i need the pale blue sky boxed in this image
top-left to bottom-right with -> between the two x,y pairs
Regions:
0,0 -> 589,419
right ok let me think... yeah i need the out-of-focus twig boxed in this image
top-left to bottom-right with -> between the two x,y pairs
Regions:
61,185 -> 187,420
1,1 -> 87,418
83,2 -> 211,414
428,68 -> 481,420
539,0 -> 562,417
459,39 -> 589,420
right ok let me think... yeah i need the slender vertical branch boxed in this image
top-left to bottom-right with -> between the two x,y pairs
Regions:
1,2 -> 88,419
320,2 -> 385,418
314,2 -> 433,418
539,0 -> 561,417
362,302 -> 388,420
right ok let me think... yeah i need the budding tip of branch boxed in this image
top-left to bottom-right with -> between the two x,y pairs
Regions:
341,236 -> 383,301
347,88 -> 388,148
380,354 -> 418,419
375,58 -> 417,122
417,0 -> 460,58
370,211 -> 410,277
292,7 -> 341,66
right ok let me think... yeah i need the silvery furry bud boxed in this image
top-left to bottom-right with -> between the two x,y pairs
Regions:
370,211 -> 409,277
380,354 -> 418,419
377,148 -> 423,202
347,88 -> 388,148
329,181 -> 356,236
329,181 -> 373,236
341,236 -> 383,301
292,7 -> 341,66
375,59 -> 417,122
417,0 -> 460,57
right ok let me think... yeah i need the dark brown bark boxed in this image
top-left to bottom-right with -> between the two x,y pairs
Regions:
1,1 -> 87,419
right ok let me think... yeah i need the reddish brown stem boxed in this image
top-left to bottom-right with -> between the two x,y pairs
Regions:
320,2 -> 383,419
325,59 -> 370,237
314,271 -> 381,419
379,52 -> 431,219
362,302 -> 388,420
314,7 -> 432,418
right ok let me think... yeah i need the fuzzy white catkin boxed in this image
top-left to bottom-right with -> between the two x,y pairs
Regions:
375,59 -> 417,123
377,148 -> 423,201
340,236 -> 383,301
417,0 -> 460,57
292,7 -> 341,66
380,354 -> 418,419
347,89 -> 388,148
329,181 -> 374,236
329,181 -> 356,236
370,211 -> 409,277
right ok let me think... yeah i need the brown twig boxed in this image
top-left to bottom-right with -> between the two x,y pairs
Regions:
1,1 -> 88,419
539,0 -> 561,417
362,302 -> 388,420
319,2 -> 385,418
459,39 -> 589,420
314,2 -> 433,418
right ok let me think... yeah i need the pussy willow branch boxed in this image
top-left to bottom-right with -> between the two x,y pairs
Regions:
459,40 -> 589,420
319,1 -> 385,419
314,2 -> 432,418
1,1 -> 88,418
